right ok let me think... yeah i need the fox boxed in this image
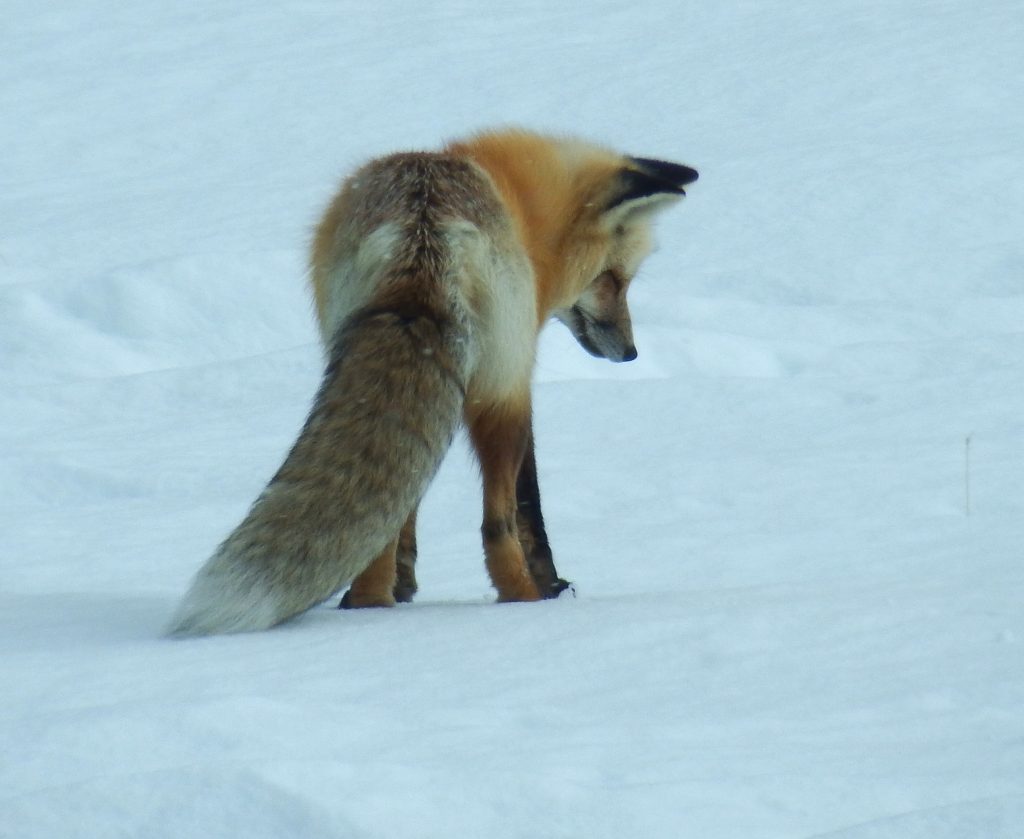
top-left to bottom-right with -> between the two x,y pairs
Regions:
168,128 -> 697,636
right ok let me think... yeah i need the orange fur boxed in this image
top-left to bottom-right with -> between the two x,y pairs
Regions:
344,538 -> 398,608
446,130 -> 626,318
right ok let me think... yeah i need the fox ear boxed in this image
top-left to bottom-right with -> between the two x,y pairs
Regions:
604,160 -> 699,220
628,157 -> 699,189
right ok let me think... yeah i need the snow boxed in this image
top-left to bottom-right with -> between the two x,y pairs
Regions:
2,1 -> 1023,836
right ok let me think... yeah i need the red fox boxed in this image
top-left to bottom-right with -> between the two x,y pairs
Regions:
168,129 -> 697,635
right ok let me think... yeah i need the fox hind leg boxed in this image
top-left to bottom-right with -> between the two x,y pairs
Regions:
338,507 -> 418,608
393,507 -> 419,602
339,537 -> 399,609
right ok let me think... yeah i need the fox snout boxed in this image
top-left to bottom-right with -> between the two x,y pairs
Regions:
566,304 -> 637,362
558,270 -> 638,363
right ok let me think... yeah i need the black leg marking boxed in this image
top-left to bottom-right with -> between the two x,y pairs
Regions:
516,422 -> 571,598
393,510 -> 419,603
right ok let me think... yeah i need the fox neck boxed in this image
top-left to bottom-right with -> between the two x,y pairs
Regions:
448,132 -> 597,325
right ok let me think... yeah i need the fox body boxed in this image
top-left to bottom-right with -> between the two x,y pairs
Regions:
168,129 -> 696,635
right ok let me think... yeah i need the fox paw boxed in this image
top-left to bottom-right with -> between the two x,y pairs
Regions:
338,590 -> 396,610
531,576 -> 573,599
544,578 -> 575,599
392,567 -> 418,603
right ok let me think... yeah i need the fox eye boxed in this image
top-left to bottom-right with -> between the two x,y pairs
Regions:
586,271 -> 625,305
595,270 -> 624,293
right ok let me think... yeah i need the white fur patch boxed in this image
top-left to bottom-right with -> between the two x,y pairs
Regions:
604,191 -> 683,230
445,221 -> 537,399
318,223 -> 401,343
613,221 -> 657,278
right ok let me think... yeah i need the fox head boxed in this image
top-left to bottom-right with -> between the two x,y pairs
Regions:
453,130 -> 697,364
552,153 -> 698,363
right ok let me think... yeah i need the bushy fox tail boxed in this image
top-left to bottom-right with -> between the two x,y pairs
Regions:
167,306 -> 469,636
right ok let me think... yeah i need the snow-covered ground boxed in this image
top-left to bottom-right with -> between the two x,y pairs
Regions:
3,2 -> 1023,836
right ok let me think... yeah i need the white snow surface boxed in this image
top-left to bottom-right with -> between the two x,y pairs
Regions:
2,2 -> 1023,837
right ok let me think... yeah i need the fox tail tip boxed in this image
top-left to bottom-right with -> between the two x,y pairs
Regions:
164,569 -> 285,638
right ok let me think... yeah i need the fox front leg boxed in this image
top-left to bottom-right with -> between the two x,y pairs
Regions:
516,422 -> 572,598
468,399 -> 542,603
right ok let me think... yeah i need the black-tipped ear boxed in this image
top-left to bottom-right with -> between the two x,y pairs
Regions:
629,157 -> 699,188
607,169 -> 687,211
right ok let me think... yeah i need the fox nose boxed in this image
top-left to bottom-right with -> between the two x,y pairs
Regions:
622,345 -> 638,362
